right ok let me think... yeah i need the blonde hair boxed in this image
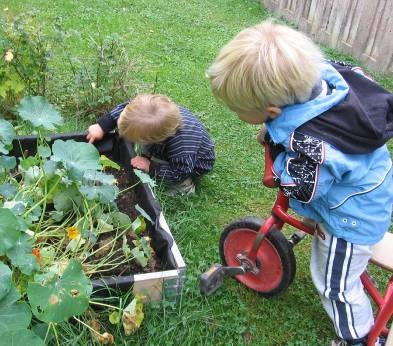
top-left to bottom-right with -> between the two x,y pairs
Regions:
118,94 -> 181,144
207,20 -> 324,112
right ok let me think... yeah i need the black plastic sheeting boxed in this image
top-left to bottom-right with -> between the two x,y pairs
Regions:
10,132 -> 176,293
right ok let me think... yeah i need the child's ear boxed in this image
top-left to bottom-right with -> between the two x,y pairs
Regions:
266,106 -> 282,119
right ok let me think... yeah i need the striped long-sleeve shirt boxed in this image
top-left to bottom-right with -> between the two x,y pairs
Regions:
97,101 -> 215,182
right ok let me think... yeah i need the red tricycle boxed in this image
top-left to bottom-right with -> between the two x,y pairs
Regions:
200,141 -> 393,346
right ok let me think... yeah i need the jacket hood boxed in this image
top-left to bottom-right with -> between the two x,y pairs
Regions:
266,62 -> 393,154
298,63 -> 393,154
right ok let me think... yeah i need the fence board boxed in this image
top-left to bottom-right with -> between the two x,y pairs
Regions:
263,0 -> 393,75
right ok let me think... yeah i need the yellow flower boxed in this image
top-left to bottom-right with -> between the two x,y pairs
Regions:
67,226 -> 79,240
4,50 -> 14,62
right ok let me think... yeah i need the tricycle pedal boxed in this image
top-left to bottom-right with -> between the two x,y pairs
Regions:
200,264 -> 225,296
200,264 -> 247,296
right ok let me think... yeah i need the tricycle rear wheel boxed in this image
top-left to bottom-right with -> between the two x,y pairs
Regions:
219,217 -> 296,297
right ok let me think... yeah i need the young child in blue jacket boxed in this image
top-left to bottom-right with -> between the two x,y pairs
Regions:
86,94 -> 215,195
207,20 -> 393,346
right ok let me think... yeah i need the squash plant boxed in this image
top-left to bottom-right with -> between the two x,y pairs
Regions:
0,96 -> 149,344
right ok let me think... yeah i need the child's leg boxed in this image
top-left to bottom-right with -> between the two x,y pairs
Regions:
310,226 -> 374,343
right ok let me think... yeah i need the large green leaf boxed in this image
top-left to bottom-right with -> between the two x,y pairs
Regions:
0,329 -> 45,346
0,119 -> 15,155
0,262 -> 12,301
15,96 -> 63,130
7,233 -> 39,275
0,301 -> 32,334
28,259 -> 92,323
0,208 -> 21,256
83,170 -> 116,185
0,156 -> 16,170
79,185 -> 119,204
0,284 -> 20,310
53,185 -> 82,213
0,184 -> 17,199
51,140 -> 100,181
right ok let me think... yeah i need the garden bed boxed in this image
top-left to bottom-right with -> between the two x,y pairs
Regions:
10,132 -> 186,303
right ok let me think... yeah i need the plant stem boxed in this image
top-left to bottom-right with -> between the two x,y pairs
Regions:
73,316 -> 101,336
89,300 -> 122,311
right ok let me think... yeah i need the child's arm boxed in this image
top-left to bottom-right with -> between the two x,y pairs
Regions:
86,101 -> 129,143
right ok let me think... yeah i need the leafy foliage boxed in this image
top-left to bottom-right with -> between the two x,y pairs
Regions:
16,96 -> 63,130
0,96 -> 153,342
28,259 -> 92,323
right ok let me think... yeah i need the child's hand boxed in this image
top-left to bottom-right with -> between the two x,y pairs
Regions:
257,127 -> 267,144
131,156 -> 150,172
86,124 -> 104,143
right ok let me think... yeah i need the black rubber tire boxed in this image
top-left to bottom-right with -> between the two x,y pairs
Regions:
219,216 -> 296,297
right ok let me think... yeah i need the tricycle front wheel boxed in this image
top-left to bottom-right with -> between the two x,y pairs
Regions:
219,217 -> 296,297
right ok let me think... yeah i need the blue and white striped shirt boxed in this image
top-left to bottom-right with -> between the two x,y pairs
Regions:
97,101 -> 215,182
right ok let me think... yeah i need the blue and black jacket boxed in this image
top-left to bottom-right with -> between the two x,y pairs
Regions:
266,62 -> 393,245
97,102 -> 215,183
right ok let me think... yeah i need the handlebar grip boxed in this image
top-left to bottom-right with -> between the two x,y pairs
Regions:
263,141 -> 279,188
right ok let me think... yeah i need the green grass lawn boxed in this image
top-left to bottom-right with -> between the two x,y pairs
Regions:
3,0 -> 393,345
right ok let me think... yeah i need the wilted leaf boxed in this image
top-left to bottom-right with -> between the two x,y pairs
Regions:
0,208 -> 21,256
109,310 -> 121,324
28,259 -> 92,323
0,119 -> 15,155
122,295 -> 144,335
51,140 -> 100,181
15,96 -> 63,130
135,204 -> 154,224
133,169 -> 156,187
100,155 -> 120,170
131,216 -> 146,234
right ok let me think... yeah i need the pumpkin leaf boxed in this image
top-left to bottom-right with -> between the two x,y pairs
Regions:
0,301 -> 32,334
135,204 -> 154,225
109,310 -> 121,325
0,328 -> 45,346
15,96 -> 63,130
7,233 -> 39,275
0,262 -> 12,301
0,183 -> 17,199
0,208 -> 21,256
79,185 -> 119,204
0,156 -> 16,170
28,259 -> 92,323
100,155 -> 120,170
0,119 -> 15,155
83,170 -> 116,185
51,140 -> 100,181
53,185 -> 82,213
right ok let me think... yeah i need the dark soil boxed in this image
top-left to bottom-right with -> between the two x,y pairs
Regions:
90,168 -> 164,279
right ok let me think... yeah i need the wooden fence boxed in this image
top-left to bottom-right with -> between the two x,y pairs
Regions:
262,0 -> 393,75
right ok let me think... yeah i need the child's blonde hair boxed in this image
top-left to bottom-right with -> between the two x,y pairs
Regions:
207,20 -> 324,112
118,94 -> 181,144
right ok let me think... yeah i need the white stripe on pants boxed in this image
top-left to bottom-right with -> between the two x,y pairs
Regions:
310,227 -> 374,341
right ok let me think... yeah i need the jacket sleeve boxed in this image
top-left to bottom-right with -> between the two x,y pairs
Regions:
149,155 -> 196,183
97,101 -> 129,133
272,132 -> 335,203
